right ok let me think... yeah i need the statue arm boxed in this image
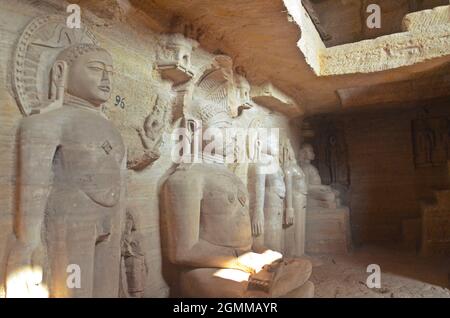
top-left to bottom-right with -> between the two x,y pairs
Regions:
284,168 -> 294,226
7,117 -> 60,279
248,163 -> 265,236
162,176 -> 252,272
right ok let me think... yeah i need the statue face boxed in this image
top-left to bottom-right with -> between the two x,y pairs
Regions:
66,50 -> 113,106
203,112 -> 234,158
299,145 -> 315,162
304,146 -> 315,160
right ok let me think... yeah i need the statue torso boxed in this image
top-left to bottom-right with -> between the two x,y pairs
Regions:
289,164 -> 308,195
300,162 -> 322,186
48,105 -> 125,207
175,163 -> 253,250
265,166 -> 286,200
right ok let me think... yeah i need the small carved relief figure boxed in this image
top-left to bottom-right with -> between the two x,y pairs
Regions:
313,122 -> 350,187
7,39 -> 126,297
412,117 -> 448,167
299,144 -> 340,209
121,211 -> 148,298
234,74 -> 253,115
325,135 -> 339,184
128,96 -> 170,171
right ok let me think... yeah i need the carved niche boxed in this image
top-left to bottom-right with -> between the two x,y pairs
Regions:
314,121 -> 350,187
412,116 -> 448,168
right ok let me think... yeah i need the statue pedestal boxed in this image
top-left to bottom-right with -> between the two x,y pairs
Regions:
305,206 -> 352,254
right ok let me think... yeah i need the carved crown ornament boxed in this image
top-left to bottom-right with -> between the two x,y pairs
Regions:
182,54 -> 255,125
12,15 -> 98,116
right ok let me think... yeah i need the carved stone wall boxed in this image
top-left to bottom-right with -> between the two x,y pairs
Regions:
0,0 -> 301,297
305,104 -> 450,246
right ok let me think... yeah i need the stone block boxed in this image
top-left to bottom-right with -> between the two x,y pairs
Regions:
305,207 -> 352,254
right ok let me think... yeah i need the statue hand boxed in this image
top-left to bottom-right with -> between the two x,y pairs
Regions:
251,213 -> 264,237
284,208 -> 294,226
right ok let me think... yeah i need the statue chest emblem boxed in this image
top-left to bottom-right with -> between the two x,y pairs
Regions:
237,189 -> 247,207
227,189 -> 247,214
101,140 -> 113,155
226,189 -> 247,207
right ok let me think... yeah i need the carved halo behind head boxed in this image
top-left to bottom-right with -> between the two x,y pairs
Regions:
12,15 -> 97,116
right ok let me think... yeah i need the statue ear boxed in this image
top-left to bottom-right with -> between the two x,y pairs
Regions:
50,60 -> 68,101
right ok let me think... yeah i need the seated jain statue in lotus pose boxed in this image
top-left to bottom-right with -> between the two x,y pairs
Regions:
299,144 -> 340,209
160,96 -> 314,298
7,44 -> 126,297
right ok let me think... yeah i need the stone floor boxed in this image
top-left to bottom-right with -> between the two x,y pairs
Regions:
308,245 -> 450,298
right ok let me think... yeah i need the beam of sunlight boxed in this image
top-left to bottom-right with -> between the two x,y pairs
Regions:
6,266 -> 49,298
213,269 -> 251,282
214,250 -> 283,283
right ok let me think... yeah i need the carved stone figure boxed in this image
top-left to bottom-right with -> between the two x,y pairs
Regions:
412,117 -> 448,167
160,69 -> 314,298
250,136 -> 292,252
128,95 -> 172,170
7,39 -> 126,297
121,211 -> 147,298
299,143 -> 339,209
325,135 -> 339,184
282,139 -> 308,257
234,74 -> 253,115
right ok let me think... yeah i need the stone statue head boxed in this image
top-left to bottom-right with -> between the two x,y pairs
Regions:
52,43 -> 113,107
192,96 -> 234,159
282,138 -> 297,166
299,143 -> 315,162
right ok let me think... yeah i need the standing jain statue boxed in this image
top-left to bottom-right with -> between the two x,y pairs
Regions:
160,91 -> 314,297
249,131 -> 289,253
299,143 -> 340,209
7,43 -> 126,297
282,139 -> 308,257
